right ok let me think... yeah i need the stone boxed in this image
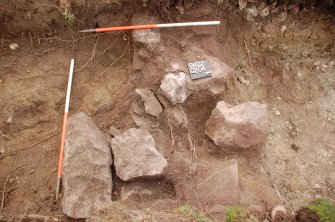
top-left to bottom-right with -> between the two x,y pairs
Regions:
168,106 -> 186,127
137,48 -> 151,60
131,15 -> 160,49
246,6 -> 259,20
95,100 -> 113,114
160,72 -> 189,105
135,88 -> 162,117
271,205 -> 288,221
132,29 -> 160,46
274,109 -> 281,116
111,128 -> 167,181
131,113 -> 153,129
9,43 -> 19,50
62,112 -> 113,219
262,23 -> 280,35
0,148 -> 5,154
239,0 -> 248,10
109,126 -> 121,137
259,6 -> 270,17
206,101 -> 268,149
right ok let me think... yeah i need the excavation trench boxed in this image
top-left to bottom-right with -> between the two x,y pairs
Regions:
0,1 -> 334,221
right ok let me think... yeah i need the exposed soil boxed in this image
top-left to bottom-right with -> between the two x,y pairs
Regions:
0,0 -> 334,221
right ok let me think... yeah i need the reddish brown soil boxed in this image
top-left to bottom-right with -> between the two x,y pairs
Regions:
0,1 -> 334,221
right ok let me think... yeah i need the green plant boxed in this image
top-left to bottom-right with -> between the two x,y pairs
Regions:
305,198 -> 335,222
225,206 -> 258,222
175,203 -> 212,222
60,0 -> 75,26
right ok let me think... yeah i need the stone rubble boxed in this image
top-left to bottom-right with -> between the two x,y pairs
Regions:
111,128 -> 167,181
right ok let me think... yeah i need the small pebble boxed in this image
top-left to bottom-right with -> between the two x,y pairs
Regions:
328,117 -> 332,121
9,178 -> 15,184
274,110 -> 281,116
0,148 -> 5,154
9,43 -> 19,50
276,96 -> 282,100
313,184 -> 321,189
30,169 -> 35,174
281,25 -> 287,33
0,79 -> 3,84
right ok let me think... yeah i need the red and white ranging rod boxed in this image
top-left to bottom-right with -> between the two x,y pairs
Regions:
56,59 -> 75,199
80,21 -> 221,33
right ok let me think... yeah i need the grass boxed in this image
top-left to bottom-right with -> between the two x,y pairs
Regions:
225,205 -> 258,222
305,198 -> 335,222
60,0 -> 76,26
175,203 -> 213,222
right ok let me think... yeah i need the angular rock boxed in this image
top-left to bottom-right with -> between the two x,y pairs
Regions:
135,88 -> 162,117
160,72 -> 189,105
206,101 -> 268,149
62,112 -> 112,219
111,128 -> 167,181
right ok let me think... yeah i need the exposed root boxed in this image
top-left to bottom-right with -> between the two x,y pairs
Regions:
1,176 -> 9,210
8,214 -> 60,222
167,117 -> 175,153
244,40 -> 254,69
181,107 -> 197,160
75,34 -> 100,73
13,133 -> 57,154
0,130 -> 11,140
0,34 -> 4,51
99,34 -> 130,79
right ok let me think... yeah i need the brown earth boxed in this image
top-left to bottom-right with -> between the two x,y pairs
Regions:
0,0 -> 334,221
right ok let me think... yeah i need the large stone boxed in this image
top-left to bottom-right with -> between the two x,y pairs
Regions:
111,128 -> 167,181
62,112 -> 113,219
160,72 -> 190,105
135,88 -> 162,117
206,101 -> 268,149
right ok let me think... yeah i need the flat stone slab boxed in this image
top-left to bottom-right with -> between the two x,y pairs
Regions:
111,128 -> 167,181
62,112 -> 113,219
